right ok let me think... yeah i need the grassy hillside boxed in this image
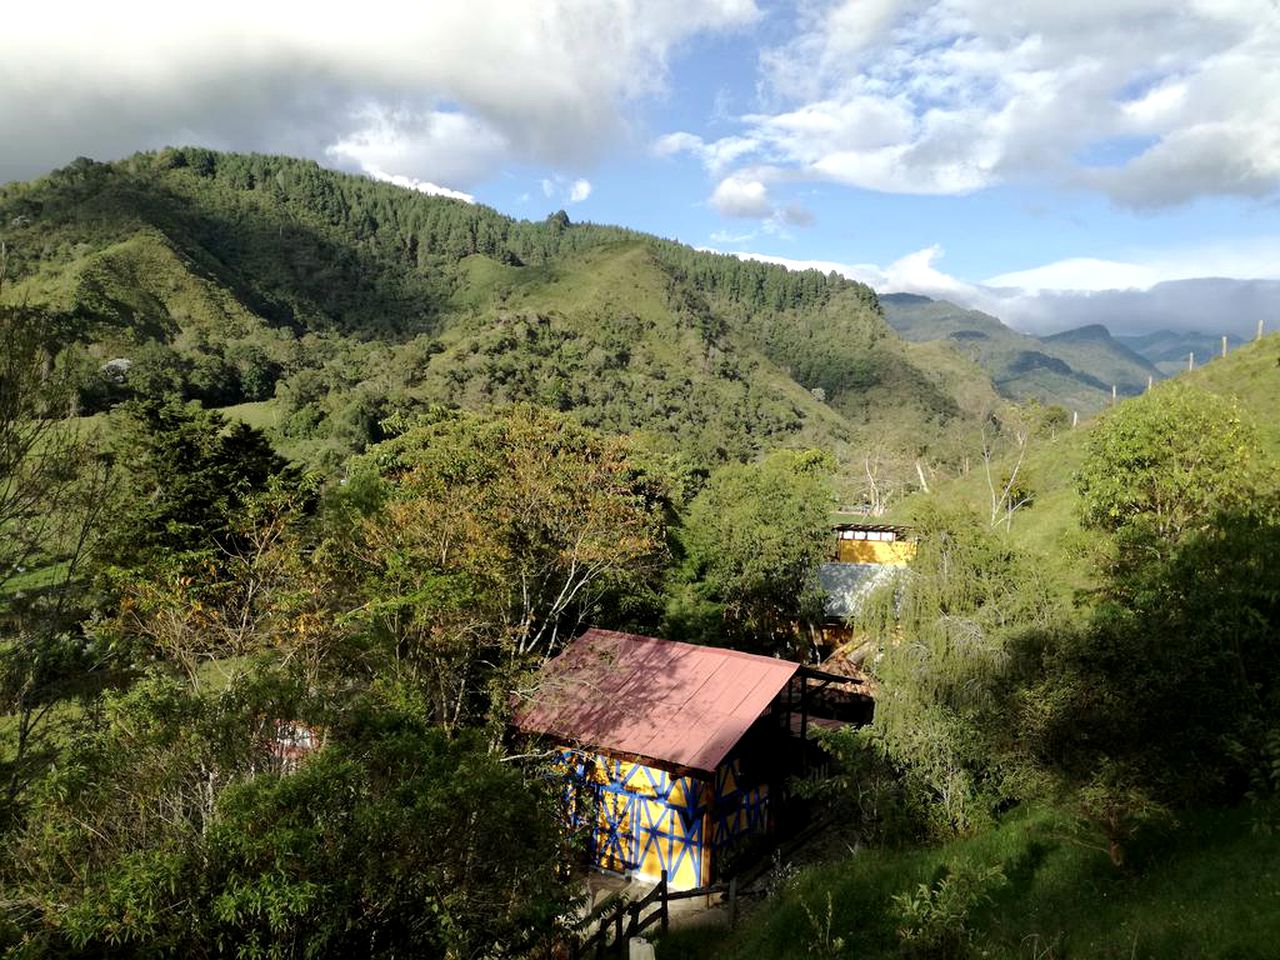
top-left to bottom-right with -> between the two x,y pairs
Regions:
881,294 -> 1161,414
657,797 -> 1280,960
895,332 -> 1280,592
0,150 -> 994,467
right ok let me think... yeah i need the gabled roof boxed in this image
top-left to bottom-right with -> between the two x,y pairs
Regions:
818,562 -> 902,619
513,629 -> 800,774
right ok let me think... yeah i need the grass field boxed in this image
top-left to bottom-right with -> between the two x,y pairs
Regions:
219,399 -> 282,431
656,798 -> 1280,960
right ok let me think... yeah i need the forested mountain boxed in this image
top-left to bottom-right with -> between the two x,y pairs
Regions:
3,149 -> 1279,960
880,292 -> 1161,413
0,149 -> 993,468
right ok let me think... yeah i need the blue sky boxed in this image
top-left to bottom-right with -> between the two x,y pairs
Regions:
4,0 -> 1279,335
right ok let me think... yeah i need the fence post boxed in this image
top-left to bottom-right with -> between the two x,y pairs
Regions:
660,870 -> 669,936
614,910 -> 624,956
729,877 -> 739,929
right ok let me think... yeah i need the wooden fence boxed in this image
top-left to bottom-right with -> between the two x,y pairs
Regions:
571,872 -> 731,958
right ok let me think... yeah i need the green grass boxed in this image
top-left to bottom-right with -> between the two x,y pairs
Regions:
892,333 -> 1280,595
219,399 -> 281,431
656,798 -> 1280,960
0,560 -> 71,603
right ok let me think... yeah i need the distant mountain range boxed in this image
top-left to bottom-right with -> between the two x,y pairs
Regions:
878,293 -> 1241,413
1115,329 -> 1247,377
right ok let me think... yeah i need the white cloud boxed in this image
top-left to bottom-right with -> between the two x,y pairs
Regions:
364,168 -> 475,203
733,245 -> 981,301
653,131 -> 762,174
710,173 -> 773,217
705,168 -> 816,232
539,174 -> 594,205
708,228 -> 761,244
328,108 -> 506,191
987,238 -> 1280,292
986,259 -> 1163,293
674,0 -> 1280,208
0,0 -> 761,185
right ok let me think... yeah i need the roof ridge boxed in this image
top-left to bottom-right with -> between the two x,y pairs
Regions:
579,627 -> 795,668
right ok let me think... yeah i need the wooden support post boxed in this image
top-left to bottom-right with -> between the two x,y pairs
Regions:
1188,351 -> 1194,371
614,911 -> 623,956
1111,384 -> 1117,405
1259,319 -> 1266,341
1222,335 -> 1228,359
1147,375 -> 1153,391
729,877 -> 739,929
1072,409 -> 1078,428
660,870 -> 669,936
799,676 -> 809,763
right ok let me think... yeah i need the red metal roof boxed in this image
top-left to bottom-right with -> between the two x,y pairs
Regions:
513,628 -> 800,774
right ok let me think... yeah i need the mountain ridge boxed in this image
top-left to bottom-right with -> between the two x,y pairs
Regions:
879,292 -> 1161,413
0,148 -> 1000,468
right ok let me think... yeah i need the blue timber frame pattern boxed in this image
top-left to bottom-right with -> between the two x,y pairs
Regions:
556,747 -> 773,890
710,755 -> 771,857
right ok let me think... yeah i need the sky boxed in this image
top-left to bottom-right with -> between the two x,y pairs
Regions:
3,0 -> 1279,337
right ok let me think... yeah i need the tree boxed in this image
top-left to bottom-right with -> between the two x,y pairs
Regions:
0,301 -> 114,818
1003,390 -> 1280,860
853,504 -> 1060,837
979,407 -> 1033,531
340,406 -> 672,728
0,304 -> 87,592
1076,384 -> 1262,545
86,401 -> 312,685
670,448 -> 834,655
94,399 -> 293,574
1,672 -> 574,958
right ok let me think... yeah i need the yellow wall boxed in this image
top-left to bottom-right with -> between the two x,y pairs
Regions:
562,751 -> 713,890
558,750 -> 775,890
835,538 -> 916,565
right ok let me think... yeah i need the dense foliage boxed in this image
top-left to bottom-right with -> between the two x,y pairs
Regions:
3,149 -> 1280,959
667,449 -> 835,655
3,673 -> 571,959
0,149 -> 980,469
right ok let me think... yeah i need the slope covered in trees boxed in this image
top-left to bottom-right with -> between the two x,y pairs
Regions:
6,150 -> 1275,960
0,149 -> 986,468
660,334 -> 1280,960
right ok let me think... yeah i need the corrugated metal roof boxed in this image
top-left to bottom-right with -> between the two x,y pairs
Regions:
819,562 -> 902,619
513,629 -> 800,774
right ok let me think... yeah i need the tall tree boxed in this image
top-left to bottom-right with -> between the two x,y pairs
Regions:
670,448 -> 835,655
341,406 -> 672,728
0,301 -> 113,817
1076,383 -> 1262,545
